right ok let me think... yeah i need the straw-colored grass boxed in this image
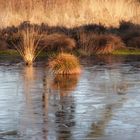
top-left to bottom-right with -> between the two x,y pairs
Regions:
0,0 -> 140,28
49,53 -> 81,74
15,28 -> 43,66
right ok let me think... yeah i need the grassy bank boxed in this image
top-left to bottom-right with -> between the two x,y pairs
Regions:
0,48 -> 140,58
0,21 -> 140,60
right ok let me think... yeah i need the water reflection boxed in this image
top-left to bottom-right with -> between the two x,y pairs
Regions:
81,55 -> 125,66
87,97 -> 127,138
0,56 -> 140,140
48,74 -> 80,140
23,66 -> 35,104
52,74 -> 80,96
20,66 -> 37,139
71,57 -> 140,139
42,70 -> 51,140
19,66 -> 49,140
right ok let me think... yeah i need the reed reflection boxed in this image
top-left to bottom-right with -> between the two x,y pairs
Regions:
52,74 -> 80,96
81,55 -> 125,67
19,66 -> 37,138
50,74 -> 80,139
87,97 -> 127,138
85,65 -> 135,138
23,66 -> 35,103
20,66 -> 48,140
42,72 -> 50,140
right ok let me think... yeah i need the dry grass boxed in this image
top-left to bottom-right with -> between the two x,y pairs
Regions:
95,35 -> 125,54
0,0 -> 140,28
79,33 -> 125,55
15,28 -> 43,65
49,53 -> 81,74
42,33 -> 76,52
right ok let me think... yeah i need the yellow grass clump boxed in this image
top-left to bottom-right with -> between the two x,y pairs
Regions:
15,28 -> 43,66
49,53 -> 81,74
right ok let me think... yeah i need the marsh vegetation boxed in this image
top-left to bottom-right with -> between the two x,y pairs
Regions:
13,28 -> 44,66
0,1 -> 140,139
0,1 -> 139,65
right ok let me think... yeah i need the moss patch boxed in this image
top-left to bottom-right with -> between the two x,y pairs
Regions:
0,50 -> 19,56
0,48 -> 140,59
112,48 -> 140,55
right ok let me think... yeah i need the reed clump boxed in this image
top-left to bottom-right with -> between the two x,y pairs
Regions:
49,53 -> 81,74
15,28 -> 43,66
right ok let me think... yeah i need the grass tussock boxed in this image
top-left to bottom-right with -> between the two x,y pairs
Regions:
49,53 -> 81,75
15,28 -> 43,66
0,0 -> 140,28
41,33 -> 76,52
79,34 -> 125,55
